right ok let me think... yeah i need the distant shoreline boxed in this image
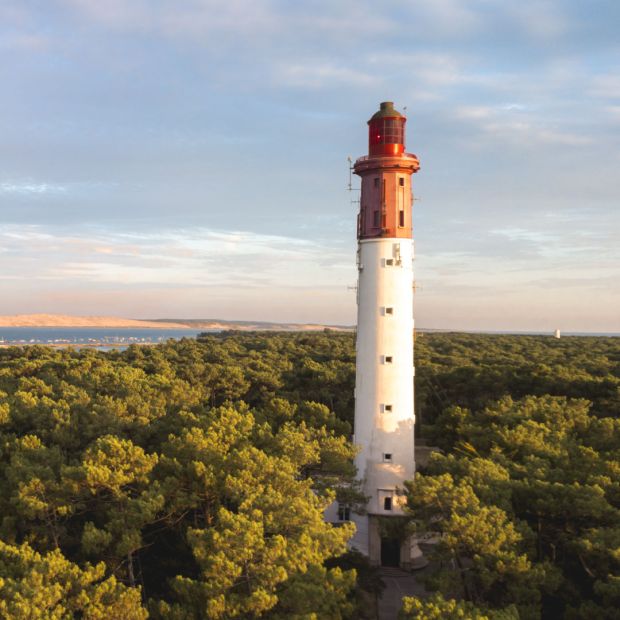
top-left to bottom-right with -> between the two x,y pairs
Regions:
0,316 -> 616,336
0,314 -> 353,332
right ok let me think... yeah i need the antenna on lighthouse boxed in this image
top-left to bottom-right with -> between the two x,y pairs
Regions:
347,157 -> 360,193
347,157 -> 361,207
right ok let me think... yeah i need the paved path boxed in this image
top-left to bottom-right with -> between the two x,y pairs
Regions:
377,567 -> 429,620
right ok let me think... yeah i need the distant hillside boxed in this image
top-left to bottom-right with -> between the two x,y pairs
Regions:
149,318 -> 354,332
0,314 -> 353,332
0,314 -> 190,328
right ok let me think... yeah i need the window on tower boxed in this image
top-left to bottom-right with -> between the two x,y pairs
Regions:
337,503 -> 351,521
373,210 -> 380,227
384,355 -> 393,364
374,177 -> 380,188
399,210 -> 405,227
383,453 -> 393,462
399,177 -> 405,186
384,497 -> 393,511
384,306 -> 394,315
383,404 -> 393,412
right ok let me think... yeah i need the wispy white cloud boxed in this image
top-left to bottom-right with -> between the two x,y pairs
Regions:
0,181 -> 67,194
588,73 -> 620,100
0,33 -> 50,51
504,0 -> 571,39
453,104 -> 592,146
275,63 -> 374,89
0,225 -> 353,289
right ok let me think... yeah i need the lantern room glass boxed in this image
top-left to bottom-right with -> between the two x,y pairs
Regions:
369,118 -> 405,147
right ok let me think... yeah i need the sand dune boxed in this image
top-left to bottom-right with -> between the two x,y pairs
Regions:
0,314 -> 190,328
0,314 -> 354,332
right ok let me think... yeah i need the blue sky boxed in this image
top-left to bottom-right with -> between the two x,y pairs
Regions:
1,0 -> 618,330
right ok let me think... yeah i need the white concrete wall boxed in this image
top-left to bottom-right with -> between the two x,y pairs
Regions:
352,238 -> 415,534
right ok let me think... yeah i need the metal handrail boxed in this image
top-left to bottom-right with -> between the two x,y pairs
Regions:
355,153 -> 419,162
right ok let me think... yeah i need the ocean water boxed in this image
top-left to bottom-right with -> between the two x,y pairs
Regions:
0,327 -> 616,351
0,327 -> 206,350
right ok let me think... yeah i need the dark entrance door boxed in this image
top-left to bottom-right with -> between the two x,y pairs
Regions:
380,538 -> 400,567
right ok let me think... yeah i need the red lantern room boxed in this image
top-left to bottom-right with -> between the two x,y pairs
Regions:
354,101 -> 419,240
368,101 -> 406,157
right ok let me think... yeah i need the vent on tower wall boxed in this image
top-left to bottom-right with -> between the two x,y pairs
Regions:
393,243 -> 402,265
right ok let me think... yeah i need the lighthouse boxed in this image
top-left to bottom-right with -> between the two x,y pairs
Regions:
351,102 -> 420,568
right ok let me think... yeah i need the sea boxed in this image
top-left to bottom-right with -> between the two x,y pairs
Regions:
0,327 -> 617,352
0,327 -> 207,351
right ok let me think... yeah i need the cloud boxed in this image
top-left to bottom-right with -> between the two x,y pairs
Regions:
59,0 -> 383,43
0,33 -> 50,51
588,73 -> 620,100
0,225 -> 353,289
452,104 -> 592,146
275,63 -> 374,89
0,181 -> 67,194
504,0 -> 571,39
0,0 -> 618,329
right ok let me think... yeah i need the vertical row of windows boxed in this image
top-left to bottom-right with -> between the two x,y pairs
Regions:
367,178 -> 406,229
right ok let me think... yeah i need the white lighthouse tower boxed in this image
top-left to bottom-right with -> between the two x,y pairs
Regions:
351,102 -> 420,568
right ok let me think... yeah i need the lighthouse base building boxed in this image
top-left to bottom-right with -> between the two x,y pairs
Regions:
326,101 -> 425,569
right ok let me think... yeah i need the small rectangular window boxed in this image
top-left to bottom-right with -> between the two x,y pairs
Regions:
384,404 -> 393,412
385,259 -> 394,266
399,210 -> 405,227
384,497 -> 392,511
373,210 -> 380,227
374,177 -> 380,188
384,356 -> 393,364
338,504 -> 351,521
383,453 -> 393,462
385,307 -> 393,315
399,177 -> 405,186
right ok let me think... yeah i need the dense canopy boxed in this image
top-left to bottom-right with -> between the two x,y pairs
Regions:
0,331 -> 617,618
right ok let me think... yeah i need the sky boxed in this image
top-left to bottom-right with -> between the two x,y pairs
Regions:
1,0 -> 619,331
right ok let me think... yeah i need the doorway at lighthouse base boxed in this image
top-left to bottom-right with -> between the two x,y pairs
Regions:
366,516 -> 428,570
